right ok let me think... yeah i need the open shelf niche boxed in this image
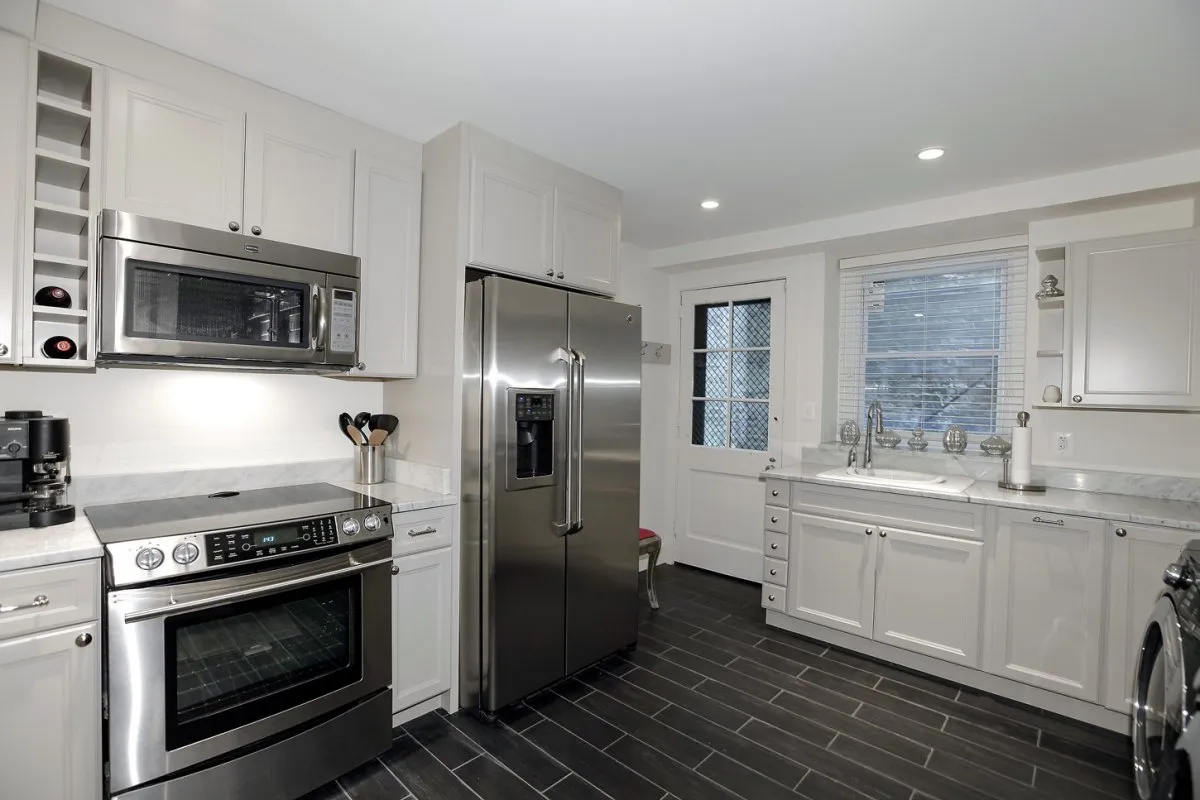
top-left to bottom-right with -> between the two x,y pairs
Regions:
24,49 -> 99,366
1033,246 -> 1067,405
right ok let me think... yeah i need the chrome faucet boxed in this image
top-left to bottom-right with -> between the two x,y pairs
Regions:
863,402 -> 884,470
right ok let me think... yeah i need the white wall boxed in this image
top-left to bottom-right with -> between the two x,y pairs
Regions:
0,369 -> 381,475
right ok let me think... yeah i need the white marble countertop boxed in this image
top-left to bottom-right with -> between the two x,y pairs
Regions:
0,479 -> 458,576
0,517 -> 104,574
768,464 -> 1200,531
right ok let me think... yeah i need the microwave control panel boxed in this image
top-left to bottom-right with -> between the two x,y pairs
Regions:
329,288 -> 357,353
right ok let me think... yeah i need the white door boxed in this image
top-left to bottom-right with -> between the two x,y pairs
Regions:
787,513 -> 877,637
985,509 -> 1106,700
0,31 -> 24,364
467,155 -> 555,279
243,114 -> 354,253
351,152 -> 421,378
1103,522 -> 1195,712
1068,229 -> 1200,408
0,622 -> 101,800
392,548 -> 452,713
675,281 -> 785,580
104,71 -> 244,231
873,527 -> 983,667
554,187 -> 619,295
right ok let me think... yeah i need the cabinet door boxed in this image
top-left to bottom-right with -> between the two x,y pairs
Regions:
351,153 -> 421,377
787,513 -> 876,637
392,548 -> 451,713
554,188 -> 619,295
1068,229 -> 1200,408
468,156 -> 554,279
0,32 -> 25,364
243,114 -> 354,253
104,71 -> 244,231
874,527 -> 983,667
0,621 -> 101,800
1103,522 -> 1194,712
985,509 -> 1105,700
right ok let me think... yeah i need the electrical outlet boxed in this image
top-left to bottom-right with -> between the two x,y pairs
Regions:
1054,432 -> 1073,455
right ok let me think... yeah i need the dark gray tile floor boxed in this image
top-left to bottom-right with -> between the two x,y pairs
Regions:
304,564 -> 1135,800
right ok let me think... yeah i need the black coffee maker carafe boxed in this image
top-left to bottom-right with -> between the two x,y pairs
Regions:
0,410 -> 75,530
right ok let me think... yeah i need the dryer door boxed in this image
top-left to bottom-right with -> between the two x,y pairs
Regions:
1133,595 -> 1189,799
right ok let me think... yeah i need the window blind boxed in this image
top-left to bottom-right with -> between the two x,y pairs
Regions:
837,247 -> 1028,441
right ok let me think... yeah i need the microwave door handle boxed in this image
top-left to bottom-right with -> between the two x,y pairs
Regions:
121,555 -> 392,623
552,348 -> 574,536
312,285 -> 328,351
570,349 -> 585,533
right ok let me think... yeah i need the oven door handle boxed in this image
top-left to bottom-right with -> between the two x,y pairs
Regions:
121,556 -> 393,623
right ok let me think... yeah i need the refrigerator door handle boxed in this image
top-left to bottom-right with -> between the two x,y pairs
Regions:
553,347 -> 575,535
569,348 -> 586,533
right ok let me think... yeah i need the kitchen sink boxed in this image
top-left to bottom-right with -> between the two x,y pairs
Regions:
816,467 -> 973,493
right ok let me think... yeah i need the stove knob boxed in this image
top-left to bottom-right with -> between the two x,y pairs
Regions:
173,542 -> 200,565
342,517 -> 361,537
364,513 -> 382,532
135,547 -> 164,571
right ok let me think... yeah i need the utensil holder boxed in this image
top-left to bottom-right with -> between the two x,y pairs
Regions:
355,445 -> 385,485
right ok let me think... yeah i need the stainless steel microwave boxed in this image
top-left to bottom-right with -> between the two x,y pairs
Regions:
98,210 -> 360,370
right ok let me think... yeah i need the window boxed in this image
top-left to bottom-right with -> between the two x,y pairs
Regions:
838,248 -> 1027,439
691,298 -> 772,450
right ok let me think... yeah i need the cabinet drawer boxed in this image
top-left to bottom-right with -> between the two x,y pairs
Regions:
764,531 -> 789,560
794,483 -> 983,539
764,479 -> 789,505
764,506 -> 788,533
763,557 -> 787,587
390,506 -> 453,557
762,585 -> 786,612
0,560 -> 99,642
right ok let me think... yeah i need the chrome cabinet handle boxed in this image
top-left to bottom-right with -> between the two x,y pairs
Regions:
770,542 -> 778,550
228,221 -> 240,232
407,526 -> 437,537
1072,395 -> 1083,404
879,530 -> 888,538
865,528 -> 873,536
769,568 -> 778,576
770,516 -> 779,524
771,489 -> 779,497
0,594 -> 49,614
75,633 -> 92,647
1032,516 -> 1064,526
251,225 -> 262,236
1115,528 -> 1127,538
767,594 -> 777,602
391,564 -> 400,575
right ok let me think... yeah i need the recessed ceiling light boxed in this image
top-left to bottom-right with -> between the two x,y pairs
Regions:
917,147 -> 946,161
700,199 -> 720,210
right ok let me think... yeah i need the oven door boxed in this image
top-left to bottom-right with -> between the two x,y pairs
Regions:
105,539 -> 392,794
100,238 -> 337,365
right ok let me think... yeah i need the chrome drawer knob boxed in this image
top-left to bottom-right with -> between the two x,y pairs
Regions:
1115,528 -> 1127,538
768,594 -> 776,602
391,564 -> 400,576
771,489 -> 779,497
75,633 -> 92,647
251,225 -> 262,236
546,269 -> 555,277
879,530 -> 888,538
1072,395 -> 1083,403
865,528 -> 873,536
770,543 -> 778,550
769,569 -> 777,576
0,344 -> 8,357
770,516 -> 779,523
228,221 -> 240,232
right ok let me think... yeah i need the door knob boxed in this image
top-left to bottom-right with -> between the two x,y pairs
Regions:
251,226 -> 262,236
228,221 -> 240,232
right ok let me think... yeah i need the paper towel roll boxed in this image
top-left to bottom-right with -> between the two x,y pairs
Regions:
1011,426 -> 1033,484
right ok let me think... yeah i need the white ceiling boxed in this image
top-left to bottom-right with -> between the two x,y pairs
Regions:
45,0 -> 1200,249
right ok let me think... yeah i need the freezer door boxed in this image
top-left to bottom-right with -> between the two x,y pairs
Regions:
464,277 -> 572,712
565,294 -> 642,673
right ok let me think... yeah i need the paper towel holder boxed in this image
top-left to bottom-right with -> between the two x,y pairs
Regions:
998,456 -> 1046,492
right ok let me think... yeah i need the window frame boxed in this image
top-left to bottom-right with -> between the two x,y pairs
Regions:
690,298 -> 773,451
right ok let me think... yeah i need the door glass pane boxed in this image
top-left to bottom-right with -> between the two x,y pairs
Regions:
691,400 -> 728,447
129,260 -> 308,347
693,303 -> 730,349
693,352 -> 729,398
731,402 -> 769,451
731,351 -> 770,399
732,299 -> 771,348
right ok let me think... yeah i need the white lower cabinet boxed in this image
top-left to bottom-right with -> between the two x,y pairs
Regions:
0,620 -> 101,800
787,513 -> 876,637
391,546 -> 452,713
874,527 -> 983,667
984,509 -> 1106,701
1103,522 -> 1196,712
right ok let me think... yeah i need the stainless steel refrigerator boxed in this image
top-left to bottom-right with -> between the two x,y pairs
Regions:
461,275 -> 642,713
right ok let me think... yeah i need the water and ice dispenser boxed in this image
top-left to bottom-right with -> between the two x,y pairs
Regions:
513,392 -> 555,480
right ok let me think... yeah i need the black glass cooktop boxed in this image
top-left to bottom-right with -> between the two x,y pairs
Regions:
85,483 -> 386,544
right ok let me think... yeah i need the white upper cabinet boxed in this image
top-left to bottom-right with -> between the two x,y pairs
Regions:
1067,228 -> 1200,408
984,509 -> 1105,701
104,71 -> 245,231
352,152 -> 421,377
787,512 -> 876,637
873,527 -> 983,668
243,114 -> 354,253
0,31 -> 26,365
554,186 -> 619,295
468,153 -> 555,279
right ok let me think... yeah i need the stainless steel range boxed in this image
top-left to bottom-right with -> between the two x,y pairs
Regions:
86,483 -> 394,800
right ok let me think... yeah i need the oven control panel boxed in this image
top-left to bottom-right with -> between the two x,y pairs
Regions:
104,506 -> 393,587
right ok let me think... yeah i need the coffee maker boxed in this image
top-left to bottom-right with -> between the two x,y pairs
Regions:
0,410 -> 75,531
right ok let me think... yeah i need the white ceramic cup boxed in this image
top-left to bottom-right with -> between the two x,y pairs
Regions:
1042,385 -> 1063,404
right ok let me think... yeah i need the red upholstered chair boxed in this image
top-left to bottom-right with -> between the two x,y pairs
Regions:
639,528 -> 662,609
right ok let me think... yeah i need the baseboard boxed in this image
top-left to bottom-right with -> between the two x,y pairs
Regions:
765,610 -> 1130,734
391,693 -> 446,727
